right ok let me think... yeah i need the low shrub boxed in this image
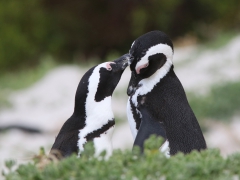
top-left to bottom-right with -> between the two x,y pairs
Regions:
3,136 -> 240,180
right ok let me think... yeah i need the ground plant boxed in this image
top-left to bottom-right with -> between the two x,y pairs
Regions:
4,136 -> 240,180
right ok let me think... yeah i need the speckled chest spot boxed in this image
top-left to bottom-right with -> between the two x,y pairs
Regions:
138,95 -> 147,107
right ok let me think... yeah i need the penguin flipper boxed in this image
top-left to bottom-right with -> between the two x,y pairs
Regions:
133,107 -> 167,152
50,131 -> 79,158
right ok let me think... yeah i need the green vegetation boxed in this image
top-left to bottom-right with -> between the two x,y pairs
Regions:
3,136 -> 240,180
188,81 -> 240,121
200,31 -> 238,50
1,0 -> 240,71
0,0 -> 57,71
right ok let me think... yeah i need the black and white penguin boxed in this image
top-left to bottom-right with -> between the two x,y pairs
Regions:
126,31 -> 207,156
50,54 -> 130,159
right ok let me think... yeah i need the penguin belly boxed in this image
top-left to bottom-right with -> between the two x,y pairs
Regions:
126,97 -> 140,139
93,126 -> 114,157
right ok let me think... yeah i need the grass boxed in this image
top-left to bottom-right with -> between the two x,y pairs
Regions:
188,80 -> 240,122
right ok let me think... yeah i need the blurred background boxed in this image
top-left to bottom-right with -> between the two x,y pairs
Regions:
0,0 -> 240,175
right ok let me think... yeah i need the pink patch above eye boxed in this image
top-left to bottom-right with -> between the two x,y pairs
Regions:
106,62 -> 116,71
136,63 -> 149,74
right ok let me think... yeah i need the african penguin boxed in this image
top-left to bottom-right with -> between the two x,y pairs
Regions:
126,30 -> 207,156
50,54 -> 131,159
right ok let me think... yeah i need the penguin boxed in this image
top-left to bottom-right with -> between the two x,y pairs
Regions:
50,54 -> 131,159
126,30 -> 207,156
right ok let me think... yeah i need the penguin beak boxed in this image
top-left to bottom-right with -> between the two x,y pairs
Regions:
111,54 -> 132,71
128,55 -> 134,65
127,85 -> 135,96
127,71 -> 141,96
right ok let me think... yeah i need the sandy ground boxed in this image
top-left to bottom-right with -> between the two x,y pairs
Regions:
174,35 -> 240,93
0,35 -> 240,177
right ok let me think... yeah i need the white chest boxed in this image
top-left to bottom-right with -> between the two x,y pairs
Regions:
77,63 -> 115,157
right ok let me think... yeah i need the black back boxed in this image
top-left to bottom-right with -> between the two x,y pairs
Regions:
138,66 -> 207,155
50,67 -> 94,157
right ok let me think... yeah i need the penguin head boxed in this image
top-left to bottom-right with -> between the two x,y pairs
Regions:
95,54 -> 131,101
108,53 -> 131,72
127,30 -> 174,96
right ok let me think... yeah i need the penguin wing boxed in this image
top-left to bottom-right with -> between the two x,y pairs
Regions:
133,106 -> 167,152
50,131 -> 79,158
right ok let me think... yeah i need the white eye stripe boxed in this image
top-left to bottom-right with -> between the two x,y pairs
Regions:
131,41 -> 135,48
135,44 -> 173,73
131,59 -> 173,106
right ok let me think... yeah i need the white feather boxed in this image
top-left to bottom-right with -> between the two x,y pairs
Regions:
126,98 -> 138,139
160,140 -> 170,158
77,62 -> 114,157
132,45 -> 173,107
135,43 -> 173,73
131,41 -> 135,48
93,126 -> 114,158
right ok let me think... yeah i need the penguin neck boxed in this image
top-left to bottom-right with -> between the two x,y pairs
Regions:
85,64 -> 113,120
73,63 -> 113,119
131,61 -> 173,106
